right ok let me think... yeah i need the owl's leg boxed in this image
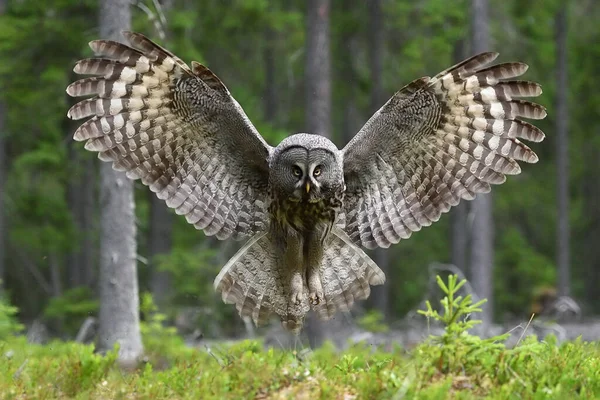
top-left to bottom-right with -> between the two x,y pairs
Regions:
290,270 -> 303,305
305,231 -> 325,306
283,231 -> 304,306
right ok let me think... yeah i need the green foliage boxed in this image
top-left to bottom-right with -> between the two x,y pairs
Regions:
1,337 -> 117,398
418,275 -> 508,374
0,295 -> 24,340
4,277 -> 599,399
2,0 -> 600,329
356,309 -> 389,333
43,287 -> 98,336
139,292 -> 192,363
419,274 -> 488,335
0,332 -> 599,399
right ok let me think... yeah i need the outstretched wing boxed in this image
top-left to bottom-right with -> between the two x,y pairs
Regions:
342,53 -> 546,249
67,32 -> 272,240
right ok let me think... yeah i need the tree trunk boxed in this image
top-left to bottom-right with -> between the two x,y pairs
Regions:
149,193 -> 173,308
304,0 -> 331,136
145,0 -> 175,310
67,128 -> 96,289
264,24 -> 278,123
469,0 -> 494,331
366,0 -> 390,319
304,0 -> 331,348
0,0 -> 6,296
0,100 -> 5,295
96,0 -> 143,366
555,5 -> 570,297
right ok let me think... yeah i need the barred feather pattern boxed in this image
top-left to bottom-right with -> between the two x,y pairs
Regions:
66,32 -> 272,240
311,228 -> 386,320
213,228 -> 385,332
342,52 -> 546,249
213,232 -> 308,332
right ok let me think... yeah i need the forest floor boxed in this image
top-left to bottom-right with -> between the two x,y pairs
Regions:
1,333 -> 599,399
2,276 -> 599,399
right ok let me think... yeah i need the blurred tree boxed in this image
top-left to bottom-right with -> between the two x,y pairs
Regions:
577,3 -> 600,312
469,0 -> 494,330
66,88 -> 96,289
305,0 -> 331,136
149,193 -> 173,308
555,4 -> 570,297
148,2 -> 175,310
366,0 -> 390,319
304,0 -> 331,348
0,0 -> 8,298
0,97 -> 4,297
263,14 -> 277,123
0,0 -> 5,295
96,0 -> 143,365
0,0 -> 597,338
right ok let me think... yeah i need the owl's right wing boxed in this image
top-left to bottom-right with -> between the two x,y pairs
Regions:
342,52 -> 546,249
67,32 -> 272,240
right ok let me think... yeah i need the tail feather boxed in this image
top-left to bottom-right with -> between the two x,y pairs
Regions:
213,232 -> 310,333
312,228 -> 385,320
214,228 -> 386,332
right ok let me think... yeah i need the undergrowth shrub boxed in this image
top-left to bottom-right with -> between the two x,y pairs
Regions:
0,291 -> 23,340
0,275 -> 598,399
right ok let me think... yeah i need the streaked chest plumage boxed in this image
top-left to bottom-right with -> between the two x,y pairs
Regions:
270,193 -> 344,235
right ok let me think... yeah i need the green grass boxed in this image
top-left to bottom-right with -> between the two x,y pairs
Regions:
1,335 -> 599,399
1,276 -> 599,399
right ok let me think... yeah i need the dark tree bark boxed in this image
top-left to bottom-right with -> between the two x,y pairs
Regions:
366,0 -> 390,319
66,122 -> 96,289
0,100 -> 5,295
469,0 -> 494,330
555,5 -> 570,297
264,25 -> 278,123
368,0 -> 384,114
304,0 -> 331,136
149,193 -> 173,308
96,0 -> 143,365
304,0 -> 331,348
144,0 -> 175,310
0,0 -> 6,296
582,145 -> 600,311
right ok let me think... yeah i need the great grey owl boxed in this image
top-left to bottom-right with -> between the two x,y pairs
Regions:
66,32 -> 546,332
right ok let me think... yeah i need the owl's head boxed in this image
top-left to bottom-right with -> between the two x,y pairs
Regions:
270,133 -> 344,202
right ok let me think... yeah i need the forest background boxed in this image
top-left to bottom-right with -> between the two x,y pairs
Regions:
0,0 -> 598,346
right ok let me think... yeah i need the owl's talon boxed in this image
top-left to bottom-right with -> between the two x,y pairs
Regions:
307,270 -> 324,307
309,293 -> 321,306
290,291 -> 303,306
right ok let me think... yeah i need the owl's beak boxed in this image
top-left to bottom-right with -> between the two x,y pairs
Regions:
305,182 -> 311,193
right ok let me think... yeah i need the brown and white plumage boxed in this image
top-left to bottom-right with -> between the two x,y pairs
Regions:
67,33 -> 545,333
342,52 -> 545,249
67,32 -> 272,241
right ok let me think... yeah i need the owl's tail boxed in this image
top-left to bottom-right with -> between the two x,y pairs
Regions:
214,232 -> 310,333
213,228 -> 386,333
310,227 -> 386,320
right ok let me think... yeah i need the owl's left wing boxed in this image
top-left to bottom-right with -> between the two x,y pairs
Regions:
67,32 -> 272,240
342,53 -> 546,249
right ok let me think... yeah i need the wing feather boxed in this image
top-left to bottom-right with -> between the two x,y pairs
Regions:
342,52 -> 546,249
67,31 -> 272,240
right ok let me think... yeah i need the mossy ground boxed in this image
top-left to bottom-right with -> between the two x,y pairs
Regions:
1,333 -> 599,399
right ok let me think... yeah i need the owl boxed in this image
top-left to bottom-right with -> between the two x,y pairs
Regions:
67,32 -> 546,332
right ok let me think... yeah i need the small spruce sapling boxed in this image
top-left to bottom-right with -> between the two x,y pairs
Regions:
418,274 -> 508,373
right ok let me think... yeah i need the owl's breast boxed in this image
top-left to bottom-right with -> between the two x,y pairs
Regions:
270,194 -> 343,235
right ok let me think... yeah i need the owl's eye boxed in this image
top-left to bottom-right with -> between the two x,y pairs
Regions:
313,166 -> 322,177
292,166 -> 302,177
